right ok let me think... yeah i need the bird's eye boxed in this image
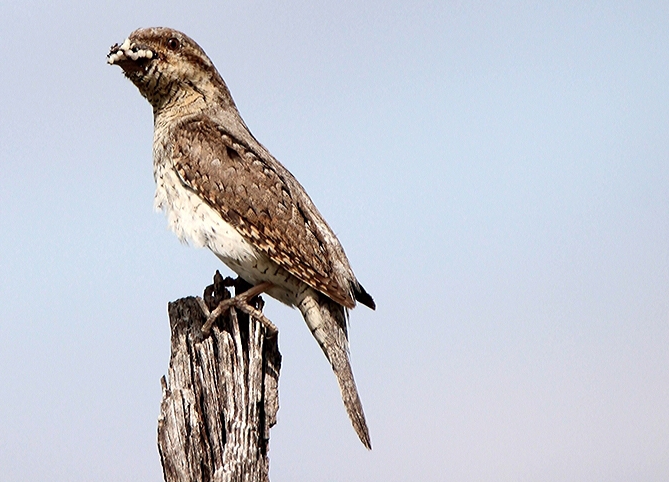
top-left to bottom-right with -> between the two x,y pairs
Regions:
166,38 -> 180,51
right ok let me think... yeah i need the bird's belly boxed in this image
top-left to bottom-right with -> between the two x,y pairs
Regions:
154,166 -> 305,306
154,167 -> 257,264
217,252 -> 308,307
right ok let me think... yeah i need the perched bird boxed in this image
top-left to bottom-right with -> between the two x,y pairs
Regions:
108,27 -> 375,448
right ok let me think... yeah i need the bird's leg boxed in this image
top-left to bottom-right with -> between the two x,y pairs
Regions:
232,297 -> 279,337
201,281 -> 277,336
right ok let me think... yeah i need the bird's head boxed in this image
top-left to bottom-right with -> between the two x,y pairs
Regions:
108,27 -> 230,111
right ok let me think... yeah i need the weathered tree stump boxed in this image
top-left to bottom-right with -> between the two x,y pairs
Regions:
157,272 -> 281,482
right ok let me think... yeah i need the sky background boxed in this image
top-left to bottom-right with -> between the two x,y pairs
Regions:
1,1 -> 667,481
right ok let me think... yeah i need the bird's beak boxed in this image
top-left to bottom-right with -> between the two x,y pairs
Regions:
107,37 -> 154,73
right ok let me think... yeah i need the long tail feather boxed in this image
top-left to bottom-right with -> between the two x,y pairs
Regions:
298,289 -> 371,449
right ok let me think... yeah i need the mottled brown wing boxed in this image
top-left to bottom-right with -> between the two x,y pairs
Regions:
171,116 -> 355,308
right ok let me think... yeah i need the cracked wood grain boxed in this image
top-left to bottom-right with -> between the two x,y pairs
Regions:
157,275 -> 281,482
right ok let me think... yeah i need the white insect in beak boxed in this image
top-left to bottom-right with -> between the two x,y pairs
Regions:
107,37 -> 154,65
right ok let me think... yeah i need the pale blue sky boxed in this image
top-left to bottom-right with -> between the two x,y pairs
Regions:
1,1 -> 667,481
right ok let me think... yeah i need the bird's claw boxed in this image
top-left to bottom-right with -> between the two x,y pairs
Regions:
201,281 -> 276,337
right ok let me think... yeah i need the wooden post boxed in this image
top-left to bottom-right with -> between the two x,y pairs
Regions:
157,272 -> 281,482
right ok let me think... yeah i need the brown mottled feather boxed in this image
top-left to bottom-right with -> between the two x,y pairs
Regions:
171,116 -> 356,309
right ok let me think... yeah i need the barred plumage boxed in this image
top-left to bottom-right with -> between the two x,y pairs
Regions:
109,27 -> 375,448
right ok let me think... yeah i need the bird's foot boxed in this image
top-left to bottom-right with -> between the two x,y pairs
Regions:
200,281 -> 277,336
